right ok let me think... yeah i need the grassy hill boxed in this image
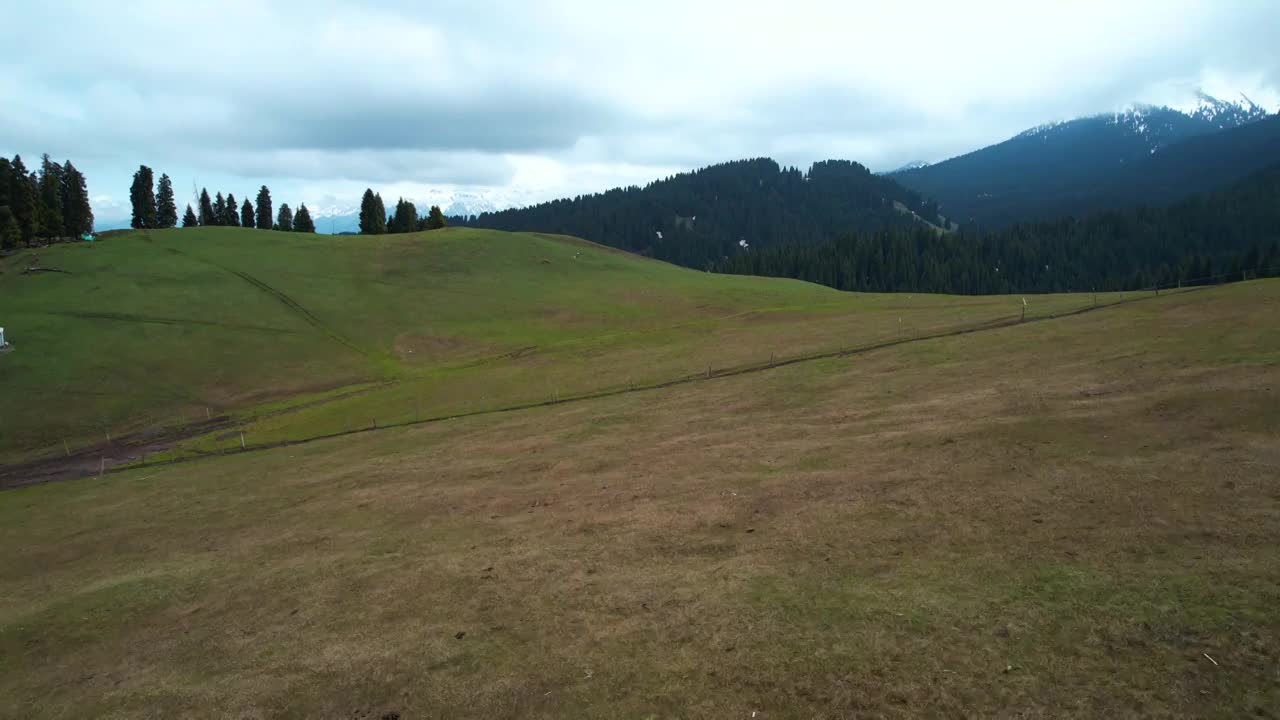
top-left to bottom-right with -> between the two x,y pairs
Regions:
0,226 -> 1114,469
1,264 -> 1277,717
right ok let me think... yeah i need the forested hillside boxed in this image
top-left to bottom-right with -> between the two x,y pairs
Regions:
894,102 -> 1279,227
453,158 -> 944,268
719,160 -> 1280,293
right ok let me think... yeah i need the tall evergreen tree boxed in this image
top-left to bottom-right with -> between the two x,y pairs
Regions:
60,161 -> 94,235
293,203 -> 316,233
390,197 -> 418,233
224,193 -> 240,226
255,186 -> 273,230
359,188 -> 387,234
276,203 -> 293,232
182,204 -> 198,227
6,156 -> 37,243
0,158 -> 12,248
240,198 -> 254,228
425,204 -> 446,230
129,164 -> 157,230
37,154 -> 65,236
155,173 -> 178,228
212,192 -> 226,226
0,207 -> 20,250
198,188 -> 214,226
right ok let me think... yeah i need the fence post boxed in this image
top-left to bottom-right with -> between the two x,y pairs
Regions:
239,432 -> 246,450
706,365 -> 712,379
769,352 -> 775,367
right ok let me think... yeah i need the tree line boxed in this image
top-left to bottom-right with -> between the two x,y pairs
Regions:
357,189 -> 446,234
129,165 -> 316,233
452,158 -> 944,268
0,154 -> 94,249
715,160 -> 1280,293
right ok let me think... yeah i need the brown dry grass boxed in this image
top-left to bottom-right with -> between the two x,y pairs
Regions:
1,281 -> 1278,718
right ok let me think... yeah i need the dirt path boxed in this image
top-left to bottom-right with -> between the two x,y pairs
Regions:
0,416 -> 237,490
1,287 -> 1200,491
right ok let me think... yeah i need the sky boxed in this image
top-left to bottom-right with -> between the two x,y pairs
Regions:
3,0 -> 1279,228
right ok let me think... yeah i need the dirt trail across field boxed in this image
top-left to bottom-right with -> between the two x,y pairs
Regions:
0,415 -> 238,490
0,286 -> 1191,491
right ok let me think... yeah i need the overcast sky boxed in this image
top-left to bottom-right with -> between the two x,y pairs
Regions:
3,0 -> 1279,226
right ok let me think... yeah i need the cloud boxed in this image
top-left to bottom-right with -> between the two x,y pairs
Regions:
1,0 -> 1278,223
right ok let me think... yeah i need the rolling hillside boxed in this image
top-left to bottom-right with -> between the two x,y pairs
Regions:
2,226 -> 1126,473
3,256 -> 1277,716
894,102 -> 1279,227
0,227 -> 828,464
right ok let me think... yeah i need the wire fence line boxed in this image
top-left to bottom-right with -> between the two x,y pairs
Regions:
7,264 -> 1276,483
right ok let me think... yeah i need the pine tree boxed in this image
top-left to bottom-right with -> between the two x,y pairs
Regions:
276,203 -> 293,232
38,155 -> 65,236
155,173 -> 178,228
0,207 -> 20,250
425,204 -> 446,230
391,198 -> 418,233
224,193 -> 240,226
129,164 -> 157,230
6,156 -> 38,243
198,188 -> 214,226
60,161 -> 94,235
182,204 -> 198,227
240,199 -> 254,228
359,188 -> 387,234
255,186 -> 273,230
213,192 -> 226,226
293,203 -> 316,233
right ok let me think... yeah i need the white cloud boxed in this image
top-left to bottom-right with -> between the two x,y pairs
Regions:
1,0 -> 1277,225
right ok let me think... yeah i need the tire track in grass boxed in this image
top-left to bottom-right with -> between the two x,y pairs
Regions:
146,237 -> 374,359
223,268 -> 368,356
38,310 -> 299,334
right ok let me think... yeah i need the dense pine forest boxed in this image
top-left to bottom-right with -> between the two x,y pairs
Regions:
717,161 -> 1280,293
0,154 -> 94,249
453,158 -> 945,268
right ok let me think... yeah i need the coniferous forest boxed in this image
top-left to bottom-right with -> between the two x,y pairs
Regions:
453,158 -> 945,268
716,161 -> 1280,293
0,154 -> 94,249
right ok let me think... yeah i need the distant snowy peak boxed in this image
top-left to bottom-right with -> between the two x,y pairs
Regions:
886,160 -> 931,174
1016,92 -> 1272,155
1180,91 -> 1270,129
309,204 -> 358,220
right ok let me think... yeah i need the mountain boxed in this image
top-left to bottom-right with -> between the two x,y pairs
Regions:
299,191 -> 510,234
884,160 -> 931,173
455,158 -> 947,269
893,93 -> 1275,227
719,158 -> 1280,295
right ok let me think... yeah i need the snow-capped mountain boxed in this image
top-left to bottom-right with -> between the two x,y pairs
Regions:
882,160 -> 931,174
893,91 -> 1278,227
1177,91 -> 1271,129
299,189 -> 536,233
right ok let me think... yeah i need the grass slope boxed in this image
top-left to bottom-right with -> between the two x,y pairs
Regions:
0,227 -> 1116,466
1,279 -> 1277,717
